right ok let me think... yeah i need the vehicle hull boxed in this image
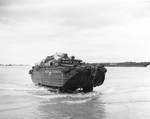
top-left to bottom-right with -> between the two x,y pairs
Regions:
30,66 -> 107,93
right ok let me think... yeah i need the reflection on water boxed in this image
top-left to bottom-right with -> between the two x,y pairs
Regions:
0,66 -> 150,119
35,93 -> 105,119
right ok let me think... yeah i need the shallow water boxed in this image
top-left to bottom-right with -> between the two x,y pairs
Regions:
0,66 -> 150,119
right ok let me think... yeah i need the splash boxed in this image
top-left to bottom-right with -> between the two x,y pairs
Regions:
33,91 -> 100,99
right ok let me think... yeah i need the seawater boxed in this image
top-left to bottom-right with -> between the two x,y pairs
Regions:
0,66 -> 150,119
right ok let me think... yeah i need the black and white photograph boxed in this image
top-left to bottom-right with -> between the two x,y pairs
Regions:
0,0 -> 150,119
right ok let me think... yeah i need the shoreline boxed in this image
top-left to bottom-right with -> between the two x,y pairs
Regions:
91,62 -> 150,67
0,62 -> 150,67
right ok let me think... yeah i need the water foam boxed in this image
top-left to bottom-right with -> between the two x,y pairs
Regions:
33,91 -> 100,99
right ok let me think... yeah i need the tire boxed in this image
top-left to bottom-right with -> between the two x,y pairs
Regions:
83,84 -> 93,93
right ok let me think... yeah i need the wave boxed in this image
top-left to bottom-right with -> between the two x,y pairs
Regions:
101,99 -> 150,105
0,86 -> 49,92
33,91 -> 101,105
0,104 -> 32,112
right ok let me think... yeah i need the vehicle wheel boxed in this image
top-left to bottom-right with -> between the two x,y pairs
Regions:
83,84 -> 93,93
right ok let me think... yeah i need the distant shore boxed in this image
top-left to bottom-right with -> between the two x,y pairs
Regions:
1,62 -> 150,67
91,62 -> 150,67
0,64 -> 30,66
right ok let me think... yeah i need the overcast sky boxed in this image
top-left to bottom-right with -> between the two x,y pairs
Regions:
0,0 -> 150,64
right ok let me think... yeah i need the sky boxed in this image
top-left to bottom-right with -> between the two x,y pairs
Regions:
0,0 -> 150,65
